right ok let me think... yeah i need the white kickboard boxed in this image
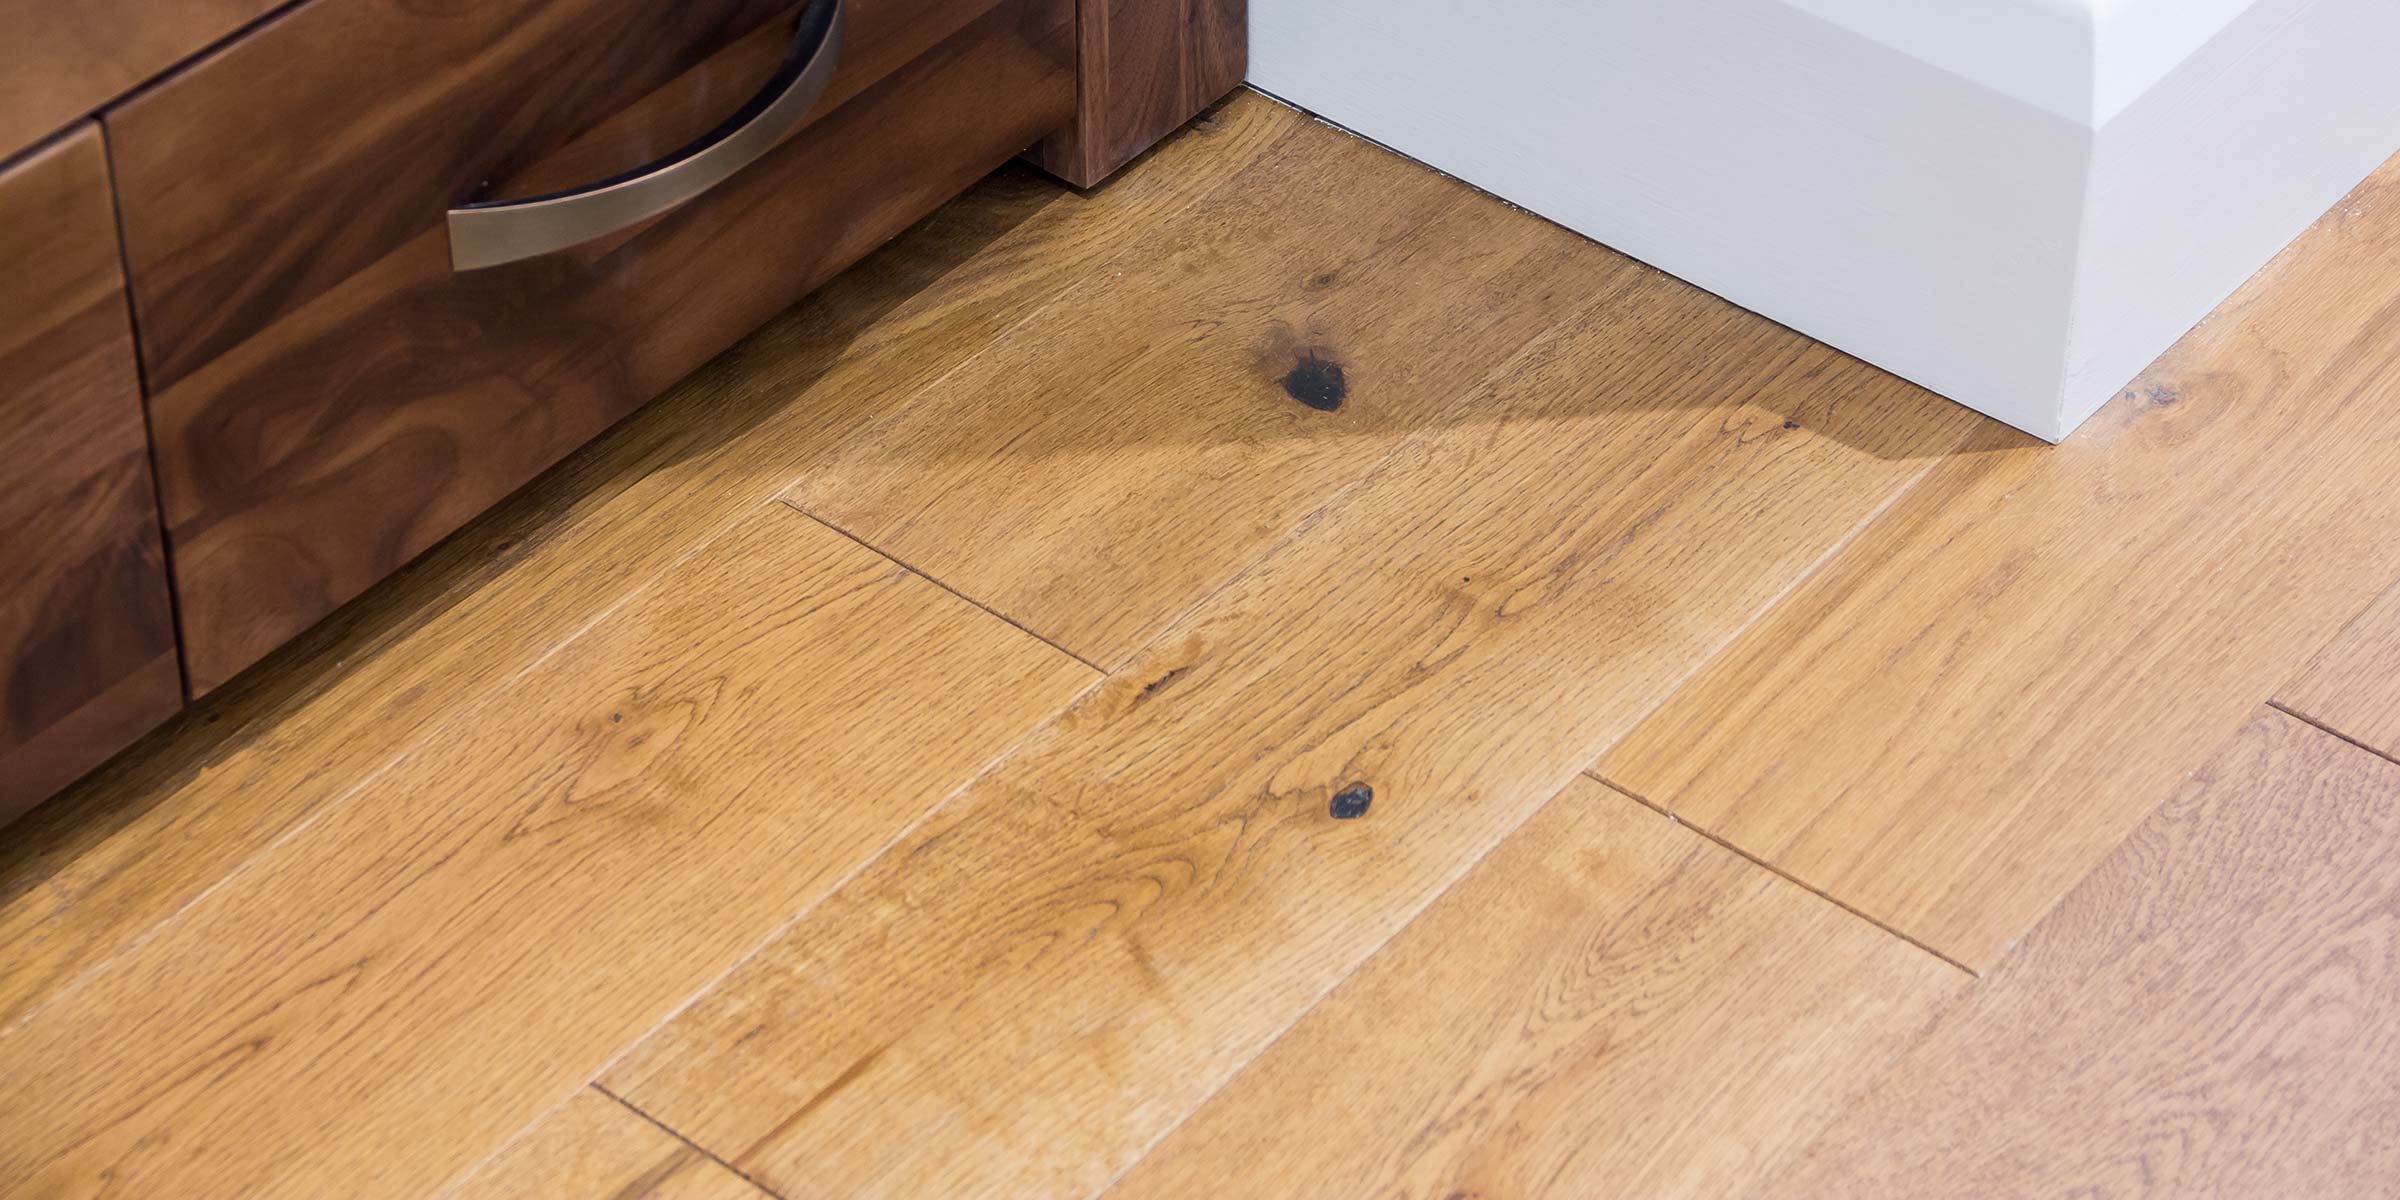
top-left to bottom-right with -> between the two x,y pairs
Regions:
1253,0 -> 2400,440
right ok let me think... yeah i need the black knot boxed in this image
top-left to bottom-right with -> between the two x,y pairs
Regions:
1330,782 -> 1373,820
1283,356 -> 1348,412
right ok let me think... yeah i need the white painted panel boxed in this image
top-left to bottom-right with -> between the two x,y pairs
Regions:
1253,0 -> 2400,440
2062,0 -> 2400,427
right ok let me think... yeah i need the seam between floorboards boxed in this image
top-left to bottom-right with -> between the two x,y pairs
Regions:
2266,699 -> 2400,770
781,499 -> 1106,675
1589,771 -> 1980,979
593,1083 -> 796,1200
1086,767 -> 1613,1198
578,637 -> 1108,1156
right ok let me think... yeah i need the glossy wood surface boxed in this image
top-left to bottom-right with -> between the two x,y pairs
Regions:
0,125 -> 182,824
1034,0 -> 1247,186
0,0 -> 283,159
108,0 -> 1028,390
1109,778 -> 1961,1199
452,1089 -> 772,1200
147,0 -> 1075,694
108,0 -> 789,389
2279,579 -> 2400,761
1766,708 -> 2400,1196
1599,150 -> 2400,969
0,504 -> 1093,1199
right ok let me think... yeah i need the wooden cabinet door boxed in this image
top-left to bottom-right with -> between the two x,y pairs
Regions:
0,125 -> 183,822
121,0 -> 1075,693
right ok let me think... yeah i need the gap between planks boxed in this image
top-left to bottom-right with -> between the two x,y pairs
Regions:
1591,771 -> 1982,979
594,1083 -> 790,1200
2265,699 -> 2400,772
784,498 -> 1107,675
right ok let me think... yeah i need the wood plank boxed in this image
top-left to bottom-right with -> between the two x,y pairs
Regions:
450,1090 -> 770,1200
789,118 -> 1625,668
1033,0 -> 1247,186
0,123 -> 181,824
604,263 -> 1978,1197
1764,707 -> 2400,1195
1598,150 -> 2400,969
0,93 -> 1296,1030
0,0 -> 281,159
2279,579 -> 2400,761
1105,777 -> 1962,1199
0,504 -> 1094,1199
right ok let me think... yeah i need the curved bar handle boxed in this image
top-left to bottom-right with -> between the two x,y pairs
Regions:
448,0 -> 845,272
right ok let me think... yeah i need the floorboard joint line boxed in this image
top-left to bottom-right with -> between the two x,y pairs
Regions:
592,1083 -> 793,1200
1587,771 -> 1982,979
1090,769 -> 1627,1199
586,634 -> 1106,1128
2266,700 -> 2400,771
780,498 -> 1106,674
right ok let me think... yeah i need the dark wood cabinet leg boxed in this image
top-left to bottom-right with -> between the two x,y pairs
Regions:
1031,0 -> 1246,188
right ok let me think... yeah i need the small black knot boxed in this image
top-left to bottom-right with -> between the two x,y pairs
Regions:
1782,420 -> 1800,430
1283,356 -> 1348,412
1330,783 -> 1373,820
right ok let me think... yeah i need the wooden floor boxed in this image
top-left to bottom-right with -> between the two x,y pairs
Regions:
6,91 -> 2400,1198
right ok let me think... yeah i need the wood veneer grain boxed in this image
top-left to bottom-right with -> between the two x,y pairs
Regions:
0,124 -> 182,823
0,0 -> 283,159
1034,0 -> 1247,186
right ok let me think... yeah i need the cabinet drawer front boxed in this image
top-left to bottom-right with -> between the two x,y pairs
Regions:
150,0 -> 1075,694
0,125 -> 183,820
109,0 -> 1025,390
0,0 -> 284,159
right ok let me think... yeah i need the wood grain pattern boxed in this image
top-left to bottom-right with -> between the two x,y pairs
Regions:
451,1090 -> 771,1200
2279,579 -> 2400,761
1107,777 -> 1962,1199
1033,0 -> 1247,186
0,124 -> 182,825
0,503 -> 1093,1200
789,118 -> 1624,668
1765,707 -> 2400,1197
0,94 -> 1288,1034
603,269 -> 1974,1197
0,0 -> 282,159
111,0 -> 775,387
110,0 -> 1042,390
147,0 -> 1075,695
1599,150 -> 2400,969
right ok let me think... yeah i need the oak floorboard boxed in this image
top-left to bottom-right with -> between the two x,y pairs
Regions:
2278,579 -> 2400,762
0,505 -> 1094,1199
0,93 -> 1290,1029
788,116 -> 1622,669
602,262 -> 1978,1197
1763,707 -> 2400,1197
1104,776 -> 1962,1200
449,1089 -> 770,1200
1599,151 -> 2400,969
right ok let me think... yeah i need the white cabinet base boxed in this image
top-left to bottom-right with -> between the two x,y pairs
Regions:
1254,0 -> 2400,440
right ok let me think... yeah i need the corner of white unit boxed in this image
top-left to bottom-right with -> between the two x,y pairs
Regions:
1249,0 -> 2400,443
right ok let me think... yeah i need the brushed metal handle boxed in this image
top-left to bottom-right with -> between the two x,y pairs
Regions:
447,0 -> 845,271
